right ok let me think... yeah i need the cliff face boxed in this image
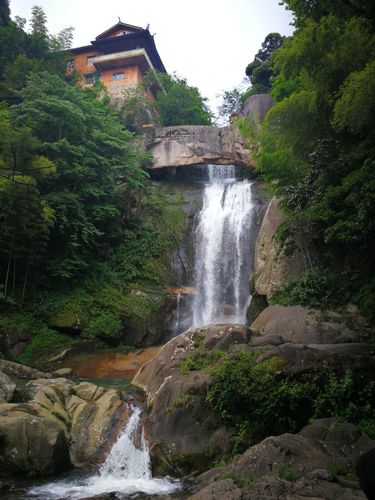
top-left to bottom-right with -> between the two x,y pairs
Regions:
253,197 -> 310,297
145,125 -> 253,169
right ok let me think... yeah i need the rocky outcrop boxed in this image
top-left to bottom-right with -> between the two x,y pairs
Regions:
145,125 -> 253,170
239,93 -> 274,122
253,197 -> 313,297
0,320 -> 31,360
122,290 -> 176,347
0,407 -> 70,477
133,324 -> 250,474
190,418 -> 373,499
250,305 -> 362,345
132,319 -> 375,479
48,290 -> 176,348
0,362 -> 129,477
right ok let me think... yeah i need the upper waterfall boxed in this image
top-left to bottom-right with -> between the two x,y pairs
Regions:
191,165 -> 255,327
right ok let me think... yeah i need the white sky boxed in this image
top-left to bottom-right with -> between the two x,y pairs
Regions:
10,0 -> 294,115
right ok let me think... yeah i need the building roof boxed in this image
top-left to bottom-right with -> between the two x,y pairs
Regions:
69,23 -> 166,73
95,21 -> 144,40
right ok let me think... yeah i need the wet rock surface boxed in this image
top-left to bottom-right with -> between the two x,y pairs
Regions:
0,361 -> 130,477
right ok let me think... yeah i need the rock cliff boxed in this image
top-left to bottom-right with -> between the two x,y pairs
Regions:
253,197 -> 312,297
145,125 -> 253,170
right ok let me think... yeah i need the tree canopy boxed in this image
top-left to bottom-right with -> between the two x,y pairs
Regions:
240,0 -> 375,319
0,6 -> 150,301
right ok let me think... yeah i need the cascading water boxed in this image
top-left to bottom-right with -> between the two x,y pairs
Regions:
192,165 -> 255,327
28,406 -> 179,499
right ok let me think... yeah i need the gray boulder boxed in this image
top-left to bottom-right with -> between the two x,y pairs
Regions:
0,370 -> 16,403
250,305 -> 359,345
0,406 -> 71,476
191,418 -> 374,500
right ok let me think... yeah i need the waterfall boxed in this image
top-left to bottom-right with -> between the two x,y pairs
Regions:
28,406 -> 179,499
192,165 -> 255,327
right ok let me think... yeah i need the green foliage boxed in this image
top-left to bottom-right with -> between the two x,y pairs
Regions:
17,327 -> 78,365
270,268 -> 354,308
143,71 -> 212,126
0,0 -> 10,27
180,349 -> 224,376
243,4 -> 375,319
217,87 -> 242,121
332,60 -> 375,135
277,464 -> 297,482
245,33 -> 284,94
205,350 -> 375,451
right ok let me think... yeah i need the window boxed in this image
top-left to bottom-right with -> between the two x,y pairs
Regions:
87,56 -> 95,66
83,73 -> 97,85
112,72 -> 125,80
66,60 -> 75,71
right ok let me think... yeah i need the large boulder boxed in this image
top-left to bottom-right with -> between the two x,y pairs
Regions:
122,290 -> 176,347
239,93 -> 274,122
0,318 -> 31,360
191,418 -> 374,499
253,197 -> 309,297
68,384 -> 129,467
0,370 -> 16,403
0,359 -> 51,380
250,305 -> 360,345
0,361 -> 130,476
133,324 -> 250,474
0,406 -> 71,476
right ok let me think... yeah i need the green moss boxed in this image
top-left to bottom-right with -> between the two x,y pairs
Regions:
16,328 -> 79,366
193,331 -> 206,349
329,463 -> 349,478
166,393 -> 194,413
180,349 -> 225,376
274,221 -> 291,247
276,464 -> 297,482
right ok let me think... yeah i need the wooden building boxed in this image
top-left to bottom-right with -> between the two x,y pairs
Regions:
67,21 -> 166,102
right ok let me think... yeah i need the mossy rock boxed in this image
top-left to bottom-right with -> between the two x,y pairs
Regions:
49,311 -> 83,335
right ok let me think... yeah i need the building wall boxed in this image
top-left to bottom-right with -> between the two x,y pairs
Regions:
70,50 -> 100,76
100,65 -> 143,88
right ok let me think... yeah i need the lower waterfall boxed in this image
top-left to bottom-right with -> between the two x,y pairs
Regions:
192,165 -> 255,327
28,406 -> 179,499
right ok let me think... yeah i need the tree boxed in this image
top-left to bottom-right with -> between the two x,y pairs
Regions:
217,87 -> 242,121
245,33 -> 284,94
280,0 -> 375,27
144,71 -> 212,126
246,7 -> 375,318
14,72 -> 148,279
30,5 -> 48,39
0,0 -> 10,27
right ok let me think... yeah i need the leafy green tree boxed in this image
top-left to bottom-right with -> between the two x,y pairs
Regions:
30,5 -> 48,39
245,33 -> 284,94
144,71 -> 212,126
14,73 -> 148,279
243,2 -> 375,318
217,87 -> 242,121
280,0 -> 375,27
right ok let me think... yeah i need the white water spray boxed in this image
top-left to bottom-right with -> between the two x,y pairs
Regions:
192,165 -> 255,327
28,406 -> 179,499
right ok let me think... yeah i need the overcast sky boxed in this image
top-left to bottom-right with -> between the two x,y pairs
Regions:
10,0 -> 294,115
